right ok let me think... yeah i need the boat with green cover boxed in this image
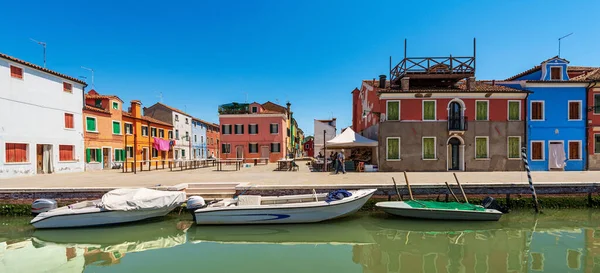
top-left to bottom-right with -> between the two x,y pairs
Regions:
375,200 -> 503,221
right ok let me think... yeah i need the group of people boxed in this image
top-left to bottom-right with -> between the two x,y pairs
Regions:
316,150 -> 346,174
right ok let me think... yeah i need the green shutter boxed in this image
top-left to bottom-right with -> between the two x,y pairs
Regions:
508,102 -> 519,121
423,138 -> 435,159
423,101 -> 435,120
86,149 -> 91,163
115,150 -> 120,161
121,149 -> 126,160
86,117 -> 96,131
112,122 -> 119,134
476,101 -> 488,120
387,138 -> 399,160
476,138 -> 488,158
96,149 -> 102,162
595,95 -> 600,114
387,101 -> 399,121
508,137 -> 520,158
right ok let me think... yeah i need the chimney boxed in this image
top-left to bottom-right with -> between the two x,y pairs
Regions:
401,77 -> 410,92
286,102 -> 291,119
131,100 -> 142,118
466,77 -> 476,91
379,75 -> 386,88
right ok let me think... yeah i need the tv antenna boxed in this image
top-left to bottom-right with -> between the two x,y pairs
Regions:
558,32 -> 573,57
157,91 -> 163,103
81,66 -> 95,89
29,38 -> 47,68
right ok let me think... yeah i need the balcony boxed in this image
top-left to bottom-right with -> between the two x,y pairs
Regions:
448,116 -> 468,132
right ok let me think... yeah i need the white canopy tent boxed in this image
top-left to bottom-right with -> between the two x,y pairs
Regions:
326,128 -> 378,167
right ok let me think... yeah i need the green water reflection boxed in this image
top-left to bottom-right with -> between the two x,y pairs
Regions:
1,210 -> 599,273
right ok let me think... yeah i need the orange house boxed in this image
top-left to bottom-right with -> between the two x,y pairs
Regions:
122,100 -> 173,165
83,90 -> 125,170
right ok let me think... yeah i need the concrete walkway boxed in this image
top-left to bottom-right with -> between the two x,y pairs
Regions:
0,163 -> 599,189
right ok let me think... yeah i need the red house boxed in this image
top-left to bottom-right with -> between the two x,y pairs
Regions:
303,136 -> 314,157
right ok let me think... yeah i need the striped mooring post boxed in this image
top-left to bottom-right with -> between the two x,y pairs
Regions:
521,147 -> 541,213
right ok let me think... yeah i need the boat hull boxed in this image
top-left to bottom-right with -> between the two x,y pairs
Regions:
31,206 -> 178,229
193,189 -> 376,225
376,201 -> 502,221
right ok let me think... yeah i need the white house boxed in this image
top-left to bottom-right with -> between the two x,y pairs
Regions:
0,53 -> 87,178
143,103 -> 192,160
313,118 -> 337,156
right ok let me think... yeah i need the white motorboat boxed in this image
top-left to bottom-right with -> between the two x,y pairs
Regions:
188,189 -> 377,225
30,188 -> 186,229
376,200 -> 503,221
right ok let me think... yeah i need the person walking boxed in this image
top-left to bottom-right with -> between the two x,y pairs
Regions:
336,149 -> 346,174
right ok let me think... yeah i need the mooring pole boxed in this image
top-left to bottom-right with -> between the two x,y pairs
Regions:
521,147 -> 540,213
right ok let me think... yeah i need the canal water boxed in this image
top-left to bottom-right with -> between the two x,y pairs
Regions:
1,210 -> 599,273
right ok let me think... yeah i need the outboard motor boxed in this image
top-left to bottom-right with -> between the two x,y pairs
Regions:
187,196 -> 206,212
482,196 -> 508,213
31,199 -> 57,215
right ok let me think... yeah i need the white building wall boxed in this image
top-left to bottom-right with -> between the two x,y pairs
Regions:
172,112 -> 192,160
0,59 -> 85,178
313,119 -> 337,156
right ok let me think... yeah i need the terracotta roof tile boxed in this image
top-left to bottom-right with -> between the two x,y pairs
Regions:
261,101 -> 288,113
153,102 -> 192,117
83,105 -> 111,114
0,52 -> 86,85
571,68 -> 600,81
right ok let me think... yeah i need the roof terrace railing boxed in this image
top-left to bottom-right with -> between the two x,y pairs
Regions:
391,56 -> 475,83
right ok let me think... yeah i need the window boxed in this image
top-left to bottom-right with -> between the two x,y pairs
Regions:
249,143 -> 258,153
10,65 -> 23,79
422,101 -> 436,121
114,149 -> 125,162
152,147 -> 159,158
151,127 -> 157,137
201,136 -> 204,144
222,143 -> 231,154
194,135 -> 197,142
141,126 -> 148,136
508,136 -> 521,159
222,124 -> 232,135
185,118 -> 189,124
422,137 -> 436,160
252,106 -> 258,113
86,148 -> 101,163
569,141 -> 581,160
175,130 -> 179,139
124,123 -> 133,135
475,101 -> 488,121
64,113 -> 74,129
595,134 -> 600,154
305,144 -> 309,149
126,146 -> 134,158
475,137 -> 488,159
550,66 -> 562,80
531,101 -> 544,120
508,101 -> 521,121
95,99 -> 102,108
5,143 -> 28,163
159,129 -> 165,138
59,145 -> 74,161
185,131 -> 189,140
112,121 -> 121,135
63,82 -> 72,93
234,124 -> 244,134
270,143 -> 281,153
168,130 -> 173,139
568,101 -> 581,120
387,101 -> 400,121
386,137 -> 400,160
594,94 -> 600,114
531,141 -> 544,160
112,102 -> 119,110
86,117 -> 97,132
249,124 -> 258,135
175,115 -> 179,121
270,124 -> 279,134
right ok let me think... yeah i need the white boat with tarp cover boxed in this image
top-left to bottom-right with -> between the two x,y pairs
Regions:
187,189 -> 377,225
30,188 -> 186,229
376,200 -> 503,221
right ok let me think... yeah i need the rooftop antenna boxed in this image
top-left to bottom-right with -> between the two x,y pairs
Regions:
81,66 -> 95,89
558,33 -> 573,57
30,38 -> 47,68
157,92 -> 163,103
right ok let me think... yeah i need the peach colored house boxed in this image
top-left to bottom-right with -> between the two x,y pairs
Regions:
83,90 -> 124,171
219,102 -> 288,162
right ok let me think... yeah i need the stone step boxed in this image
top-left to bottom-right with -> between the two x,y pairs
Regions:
185,188 -> 237,194
185,192 -> 234,199
186,182 -> 240,189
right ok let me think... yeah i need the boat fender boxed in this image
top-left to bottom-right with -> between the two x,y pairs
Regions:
31,199 -> 57,215
482,196 -> 508,213
187,196 -> 206,212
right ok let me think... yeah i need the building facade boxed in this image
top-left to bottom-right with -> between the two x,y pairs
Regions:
192,118 -> 208,159
219,102 -> 288,162
82,90 -> 124,171
206,122 -> 220,158
0,53 -> 86,178
571,68 -> 600,169
352,79 -> 383,140
122,100 -> 173,165
313,118 -> 337,156
144,103 -> 192,160
498,57 -> 590,171
303,136 -> 314,157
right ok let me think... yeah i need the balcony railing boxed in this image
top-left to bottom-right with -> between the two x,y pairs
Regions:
448,116 -> 468,131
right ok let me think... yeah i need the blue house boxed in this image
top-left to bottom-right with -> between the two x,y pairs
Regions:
499,57 -> 589,171
192,118 -> 208,159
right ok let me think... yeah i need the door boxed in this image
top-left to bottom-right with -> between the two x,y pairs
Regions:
448,138 -> 461,170
549,141 -> 566,170
36,144 -> 44,174
261,146 -> 269,159
142,148 -> 149,164
448,102 -> 462,130
103,148 -> 110,169
236,146 -> 244,159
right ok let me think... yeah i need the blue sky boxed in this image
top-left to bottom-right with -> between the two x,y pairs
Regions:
2,0 -> 599,136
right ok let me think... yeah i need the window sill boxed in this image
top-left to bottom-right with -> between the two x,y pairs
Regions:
530,119 -> 545,122
87,162 -> 101,164
568,119 -> 582,121
113,133 -> 123,136
59,160 -> 78,163
4,162 -> 31,165
422,158 -> 438,161
508,120 -> 521,122
64,128 -> 76,131
568,159 -> 583,161
475,158 -> 490,161
508,158 -> 521,160
86,130 -> 99,133
531,159 -> 545,161
386,159 -> 401,161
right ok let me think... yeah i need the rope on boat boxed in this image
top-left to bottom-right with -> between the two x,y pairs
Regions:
521,147 -> 541,213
